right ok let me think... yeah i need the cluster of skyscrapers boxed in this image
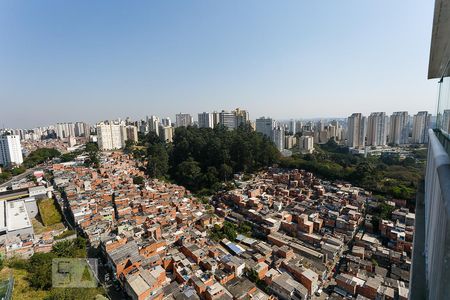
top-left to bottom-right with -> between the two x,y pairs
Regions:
55,122 -> 90,139
255,117 -> 344,152
197,108 -> 249,129
346,111 -> 431,149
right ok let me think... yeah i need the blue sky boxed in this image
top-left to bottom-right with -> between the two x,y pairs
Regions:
0,0 -> 437,128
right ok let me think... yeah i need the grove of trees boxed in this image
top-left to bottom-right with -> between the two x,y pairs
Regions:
143,125 -> 280,193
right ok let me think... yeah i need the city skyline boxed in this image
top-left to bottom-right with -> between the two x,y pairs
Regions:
0,108 -> 435,131
0,0 -> 436,128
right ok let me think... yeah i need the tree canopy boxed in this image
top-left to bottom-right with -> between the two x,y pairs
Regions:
144,125 -> 280,193
23,148 -> 61,169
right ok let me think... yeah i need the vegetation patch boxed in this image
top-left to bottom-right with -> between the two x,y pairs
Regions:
38,198 -> 63,226
54,230 -> 76,240
0,267 -> 49,300
142,125 -> 280,193
209,221 -> 253,242
32,218 -> 65,235
0,238 -> 105,300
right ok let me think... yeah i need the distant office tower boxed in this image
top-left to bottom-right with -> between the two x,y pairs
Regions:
272,126 -> 285,151
296,121 -> 303,133
159,125 -> 174,143
366,112 -> 388,146
125,125 -> 138,143
147,116 -> 160,136
219,110 -> 236,129
255,117 -> 275,138
233,108 -> 249,128
347,113 -> 367,148
161,117 -> 171,127
441,109 -> 450,133
317,120 -> 325,132
288,120 -> 297,134
326,124 -> 337,140
0,135 -> 23,166
216,108 -> 249,130
389,111 -> 409,145
198,112 -> 214,128
138,120 -> 149,134
318,130 -> 329,144
97,121 -> 127,150
299,136 -> 314,153
330,120 -> 345,141
412,111 -> 431,144
175,113 -> 193,127
211,111 -> 220,127
327,121 -> 343,142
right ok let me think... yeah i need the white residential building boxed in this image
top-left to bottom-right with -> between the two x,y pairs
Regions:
147,116 -> 160,136
255,117 -> 275,138
412,111 -> 431,144
125,125 -> 139,143
0,135 -> 23,166
97,121 -> 126,150
219,110 -> 236,129
389,111 -> 409,145
198,112 -> 214,128
347,113 -> 367,148
272,126 -> 285,151
299,136 -> 314,153
56,122 -> 76,139
159,125 -> 174,143
175,113 -> 193,127
367,112 -> 388,146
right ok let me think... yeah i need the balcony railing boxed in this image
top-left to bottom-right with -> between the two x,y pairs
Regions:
411,129 -> 450,300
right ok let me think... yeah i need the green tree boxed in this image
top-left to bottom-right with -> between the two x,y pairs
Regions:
23,148 -> 61,168
124,140 -> 135,152
27,252 -> 56,290
84,142 -> 99,153
147,143 -> 169,178
175,158 -> 201,190
219,164 -> 233,181
132,176 -> 144,185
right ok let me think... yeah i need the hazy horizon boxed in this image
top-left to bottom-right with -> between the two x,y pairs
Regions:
0,0 -> 437,128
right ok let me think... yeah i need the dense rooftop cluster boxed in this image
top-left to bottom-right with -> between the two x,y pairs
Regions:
50,152 -> 414,300
211,169 -> 413,299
